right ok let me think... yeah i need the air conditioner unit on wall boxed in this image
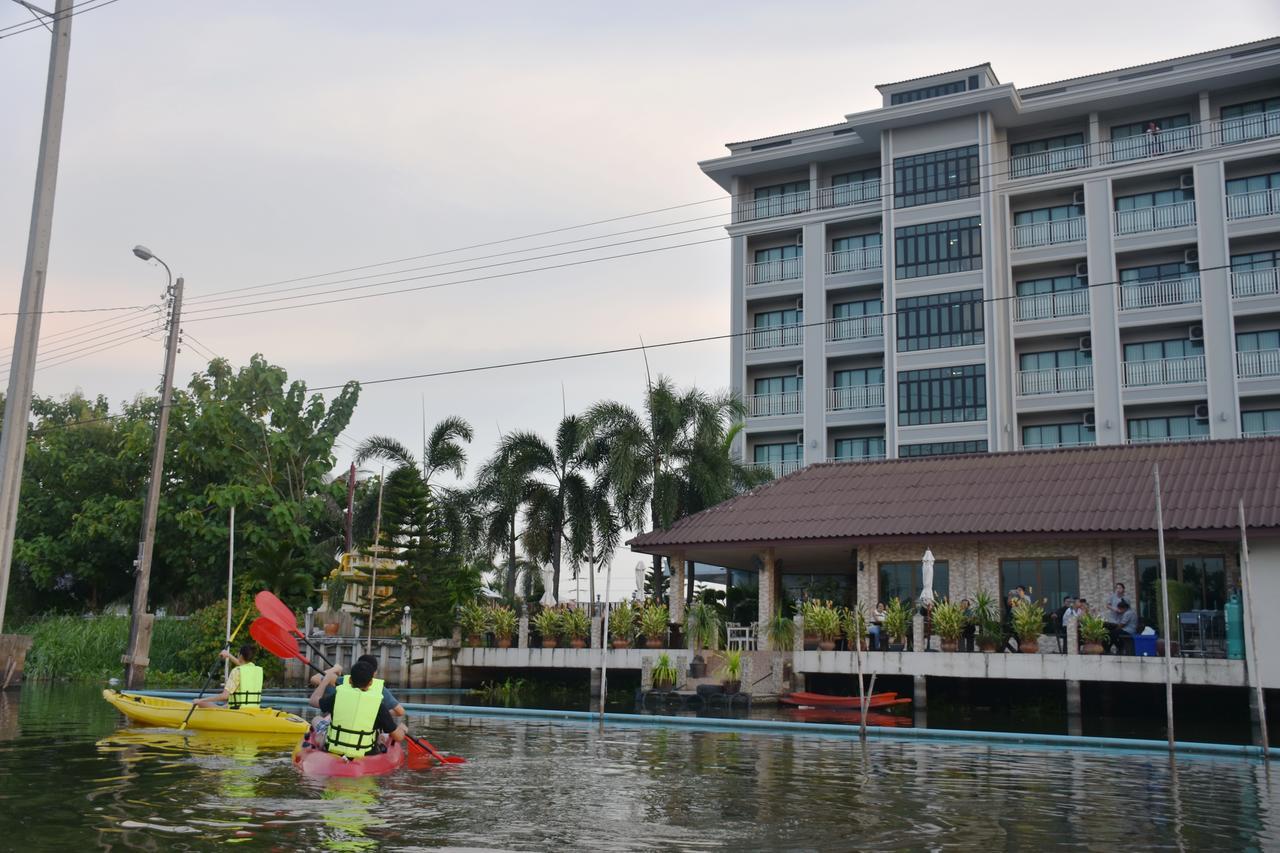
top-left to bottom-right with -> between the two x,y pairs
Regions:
1179,173 -> 1195,190
1079,335 -> 1092,352
1075,262 -> 1088,278
1083,412 -> 1097,427
1184,248 -> 1199,266
795,296 -> 804,310
795,364 -> 804,377
1189,324 -> 1204,342
1193,403 -> 1210,421
794,432 -> 805,445
1072,190 -> 1085,206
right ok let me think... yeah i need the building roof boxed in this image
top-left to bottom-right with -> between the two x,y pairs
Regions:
629,439 -> 1280,553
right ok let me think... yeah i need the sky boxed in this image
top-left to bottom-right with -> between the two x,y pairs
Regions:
1,0 -> 1277,600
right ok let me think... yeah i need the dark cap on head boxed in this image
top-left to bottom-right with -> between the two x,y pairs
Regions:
349,659 -> 376,688
239,644 -> 255,662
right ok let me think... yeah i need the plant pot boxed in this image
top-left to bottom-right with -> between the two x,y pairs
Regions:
978,639 -> 998,653
467,634 -> 483,647
722,680 -> 741,695
688,657 -> 707,678
1082,642 -> 1104,655
940,638 -> 959,653
817,640 -> 837,651
887,642 -> 905,652
569,638 -> 587,649
645,637 -> 663,649
323,623 -> 340,637
652,679 -> 674,692
611,638 -> 630,649
541,638 -> 558,649
497,637 -> 512,649
1019,638 -> 1039,654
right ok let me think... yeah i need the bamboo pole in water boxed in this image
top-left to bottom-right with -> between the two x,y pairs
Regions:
1238,499 -> 1270,760
1154,464 -> 1175,753
598,561 -> 612,730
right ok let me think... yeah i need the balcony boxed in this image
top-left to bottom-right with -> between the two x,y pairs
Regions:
1023,439 -> 1095,450
1126,433 -> 1210,444
1018,365 -> 1094,396
1015,289 -> 1089,321
745,324 -> 803,351
824,246 -> 882,275
1123,355 -> 1206,387
816,179 -> 881,210
1227,188 -> 1280,222
1102,127 -> 1200,164
828,453 -> 886,464
826,384 -> 885,412
825,314 -> 884,343
1232,268 -> 1280,299
746,257 -> 803,287
1011,216 -> 1086,250
1113,200 -> 1196,236
1244,427 -> 1280,438
746,391 -> 803,417
1237,349 -> 1280,379
733,179 -> 881,224
1009,145 -> 1088,179
1213,110 -> 1280,147
1117,275 -> 1200,311
748,459 -> 803,478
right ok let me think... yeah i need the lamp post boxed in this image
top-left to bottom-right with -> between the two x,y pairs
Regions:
122,246 -> 184,688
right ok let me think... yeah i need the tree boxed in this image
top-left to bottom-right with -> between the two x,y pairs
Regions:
471,450 -> 535,600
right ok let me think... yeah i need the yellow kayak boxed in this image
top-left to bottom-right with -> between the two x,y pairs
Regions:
102,689 -> 310,735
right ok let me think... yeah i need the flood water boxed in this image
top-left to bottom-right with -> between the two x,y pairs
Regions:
2,683 -> 1278,850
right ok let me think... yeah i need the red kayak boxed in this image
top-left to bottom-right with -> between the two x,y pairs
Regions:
779,691 -> 911,710
292,739 -> 406,778
785,707 -> 913,727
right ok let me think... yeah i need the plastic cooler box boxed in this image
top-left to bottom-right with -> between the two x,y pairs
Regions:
1133,634 -> 1157,657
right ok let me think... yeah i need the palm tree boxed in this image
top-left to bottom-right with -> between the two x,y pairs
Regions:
499,415 -> 596,602
471,451 -> 534,600
588,376 -> 755,596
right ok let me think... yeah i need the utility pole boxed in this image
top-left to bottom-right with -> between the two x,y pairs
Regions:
0,0 -> 74,637
122,276 -> 184,688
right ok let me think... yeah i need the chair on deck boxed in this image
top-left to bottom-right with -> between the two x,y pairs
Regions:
727,622 -> 758,651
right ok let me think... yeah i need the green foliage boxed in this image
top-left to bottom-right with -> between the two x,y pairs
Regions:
841,604 -> 868,647
688,599 -> 721,650
487,604 -> 516,641
766,610 -> 795,648
883,597 -> 911,643
719,648 -> 743,681
1155,579 -> 1195,632
1079,613 -> 1111,644
639,602 -> 670,641
458,600 -> 488,640
561,607 -> 591,642
651,653 -> 678,688
532,607 -> 563,641
930,599 -> 966,642
802,601 -> 841,642
608,600 -> 636,641
472,678 -> 529,706
1012,600 -> 1047,642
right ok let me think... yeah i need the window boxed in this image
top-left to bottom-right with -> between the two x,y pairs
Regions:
898,440 -> 987,458
1127,415 -> 1209,443
1110,114 -> 1194,159
751,245 -> 802,283
1119,261 -> 1195,283
783,574 -> 856,610
752,181 -> 809,218
1226,171 -> 1280,196
754,245 -> 802,264
1022,423 -> 1095,448
1016,274 -> 1086,297
1019,349 -> 1091,371
1220,98 -> 1280,144
878,561 -> 950,603
1011,133 -> 1085,157
1013,204 -> 1083,226
834,367 -> 883,388
893,145 -> 980,208
1000,559 -> 1079,613
1232,250 -> 1280,272
831,233 -> 881,253
890,80 -> 969,105
1114,188 -> 1193,211
754,375 -> 802,396
897,364 -> 986,426
1136,556 -> 1226,623
829,169 -> 880,206
895,217 -> 982,279
896,289 -> 984,352
1123,338 -> 1203,362
754,443 -> 802,464
753,308 -> 802,329
833,168 -> 879,186
832,298 -> 882,319
1237,329 -> 1280,351
833,436 -> 885,461
1243,409 -> 1280,436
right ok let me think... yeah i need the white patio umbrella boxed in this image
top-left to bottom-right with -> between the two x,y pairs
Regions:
634,561 -> 647,600
539,564 -> 556,606
920,549 -> 936,607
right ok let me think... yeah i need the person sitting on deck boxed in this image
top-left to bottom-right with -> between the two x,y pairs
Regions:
308,660 -> 406,758
193,644 -> 263,709
310,654 -> 405,718
1108,600 -> 1139,654
868,602 -> 886,650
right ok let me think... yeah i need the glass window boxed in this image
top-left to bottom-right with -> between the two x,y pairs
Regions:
1110,114 -> 1195,159
890,80 -> 968,105
1243,409 -> 1280,436
754,245 -> 802,265
1119,261 -> 1195,283
754,375 -> 802,396
1221,98 -> 1280,144
999,559 -> 1079,613
833,367 -> 884,388
753,309 -> 802,329
1236,330 -> 1280,352
832,298 -> 883,319
878,561 -> 950,603
1226,172 -> 1280,196
898,440 -> 988,458
832,168 -> 879,186
1019,349 -> 1091,371
1111,114 -> 1192,139
1011,133 -> 1085,157
753,443 -> 802,463
896,289 -> 984,352
1123,338 -> 1204,362
752,182 -> 809,218
893,146 -> 980,208
894,217 -> 982,279
1022,423 -> 1095,448
897,364 -> 985,426
1013,204 -> 1083,226
1232,250 -> 1280,272
1126,416 -> 1209,442
1114,188 -> 1194,211
1136,556 -> 1226,623
833,436 -> 885,461
1015,274 -> 1086,296
1222,98 -> 1280,120
831,233 -> 881,253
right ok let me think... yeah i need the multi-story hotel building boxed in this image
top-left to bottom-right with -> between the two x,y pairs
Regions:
699,39 -> 1280,477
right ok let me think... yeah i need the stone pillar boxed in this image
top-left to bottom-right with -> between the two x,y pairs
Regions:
670,554 -> 686,624
400,639 -> 410,688
913,675 -> 928,713
1084,176 -> 1122,445
590,615 -> 602,650
304,607 -> 314,636
1066,616 -> 1079,656
378,644 -> 389,679
518,605 -> 529,649
791,612 -> 805,692
757,549 -> 777,651
912,612 -> 925,652
424,640 -> 435,688
1194,159 -> 1240,439
793,613 -> 804,653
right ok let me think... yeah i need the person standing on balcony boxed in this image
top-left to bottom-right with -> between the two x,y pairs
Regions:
1145,121 -> 1162,156
1105,583 -> 1127,627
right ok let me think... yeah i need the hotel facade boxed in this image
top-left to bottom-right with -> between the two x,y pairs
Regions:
698,39 -> 1280,475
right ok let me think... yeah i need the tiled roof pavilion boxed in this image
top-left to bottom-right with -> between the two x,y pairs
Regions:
628,439 -> 1280,572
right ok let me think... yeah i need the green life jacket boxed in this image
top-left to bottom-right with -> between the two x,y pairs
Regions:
327,677 -> 384,758
229,663 -> 263,709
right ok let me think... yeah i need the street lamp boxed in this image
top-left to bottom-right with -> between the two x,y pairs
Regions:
133,245 -> 172,288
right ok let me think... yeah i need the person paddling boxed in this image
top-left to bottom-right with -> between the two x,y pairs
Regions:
193,644 -> 263,709
308,659 -> 406,758
310,654 -> 405,718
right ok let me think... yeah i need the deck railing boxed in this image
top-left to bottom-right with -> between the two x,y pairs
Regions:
1231,268 -> 1280,299
1018,365 -> 1094,396
825,314 -> 883,342
745,256 -> 803,286
745,324 -> 803,351
1226,188 -> 1280,222
824,245 -> 882,274
1123,355 -> 1206,387
1237,349 -> 1280,379
1113,200 -> 1196,236
746,391 -> 803,417
1117,275 -> 1200,311
1015,289 -> 1089,321
1011,216 -> 1086,249
825,383 -> 885,412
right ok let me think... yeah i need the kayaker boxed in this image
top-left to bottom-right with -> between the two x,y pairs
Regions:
310,654 -> 405,718
308,660 -> 406,758
193,644 -> 263,709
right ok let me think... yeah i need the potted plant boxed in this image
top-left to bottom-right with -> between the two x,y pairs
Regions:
609,600 -> 636,649
842,604 -> 869,651
972,591 -> 1001,652
1078,613 -> 1109,654
805,601 -> 842,651
1012,599 -> 1046,654
562,607 -> 591,648
323,576 -> 347,635
930,599 -> 965,652
799,599 -> 820,648
459,600 -> 489,647
532,608 -> 562,648
639,603 -> 670,649
687,600 -> 721,678
766,611 -> 795,650
882,598 -> 911,651
651,652 -> 678,692
720,648 -> 743,694
488,604 -> 517,649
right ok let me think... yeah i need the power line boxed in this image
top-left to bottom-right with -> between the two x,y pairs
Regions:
36,327 -> 156,371
0,0 -> 122,40
0,315 -> 161,371
0,302 -> 149,316
0,303 -> 162,363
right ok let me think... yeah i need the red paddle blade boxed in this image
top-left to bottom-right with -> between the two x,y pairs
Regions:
254,590 -> 300,634
249,616 -> 301,661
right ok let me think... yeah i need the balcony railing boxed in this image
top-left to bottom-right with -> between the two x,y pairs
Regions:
1237,349 -> 1280,379
1227,188 -> 1280,222
1023,439 -> 1096,450
1014,289 -> 1089,321
1244,427 -> 1280,438
735,190 -> 811,223
1117,275 -> 1201,311
828,453 -> 886,463
1102,127 -> 1200,163
1113,200 -> 1196,236
745,324 -> 803,351
1123,355 -> 1206,387
1009,145 -> 1088,179
748,459 -> 804,478
745,257 -> 803,286
1126,433 -> 1211,444
1018,365 -> 1094,396
816,179 -> 881,210
826,383 -> 885,412
746,391 -> 803,417
1011,216 -> 1086,249
824,246 -> 882,274
1212,110 -> 1280,147
825,314 -> 884,342
1232,267 -> 1280,299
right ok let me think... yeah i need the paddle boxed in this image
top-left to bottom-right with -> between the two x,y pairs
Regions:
403,729 -> 466,765
250,616 -> 327,676
178,607 -> 253,730
255,590 -> 336,668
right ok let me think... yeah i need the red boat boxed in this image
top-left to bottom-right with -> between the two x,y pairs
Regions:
292,739 -> 406,778
779,691 -> 912,710
784,707 -> 913,727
